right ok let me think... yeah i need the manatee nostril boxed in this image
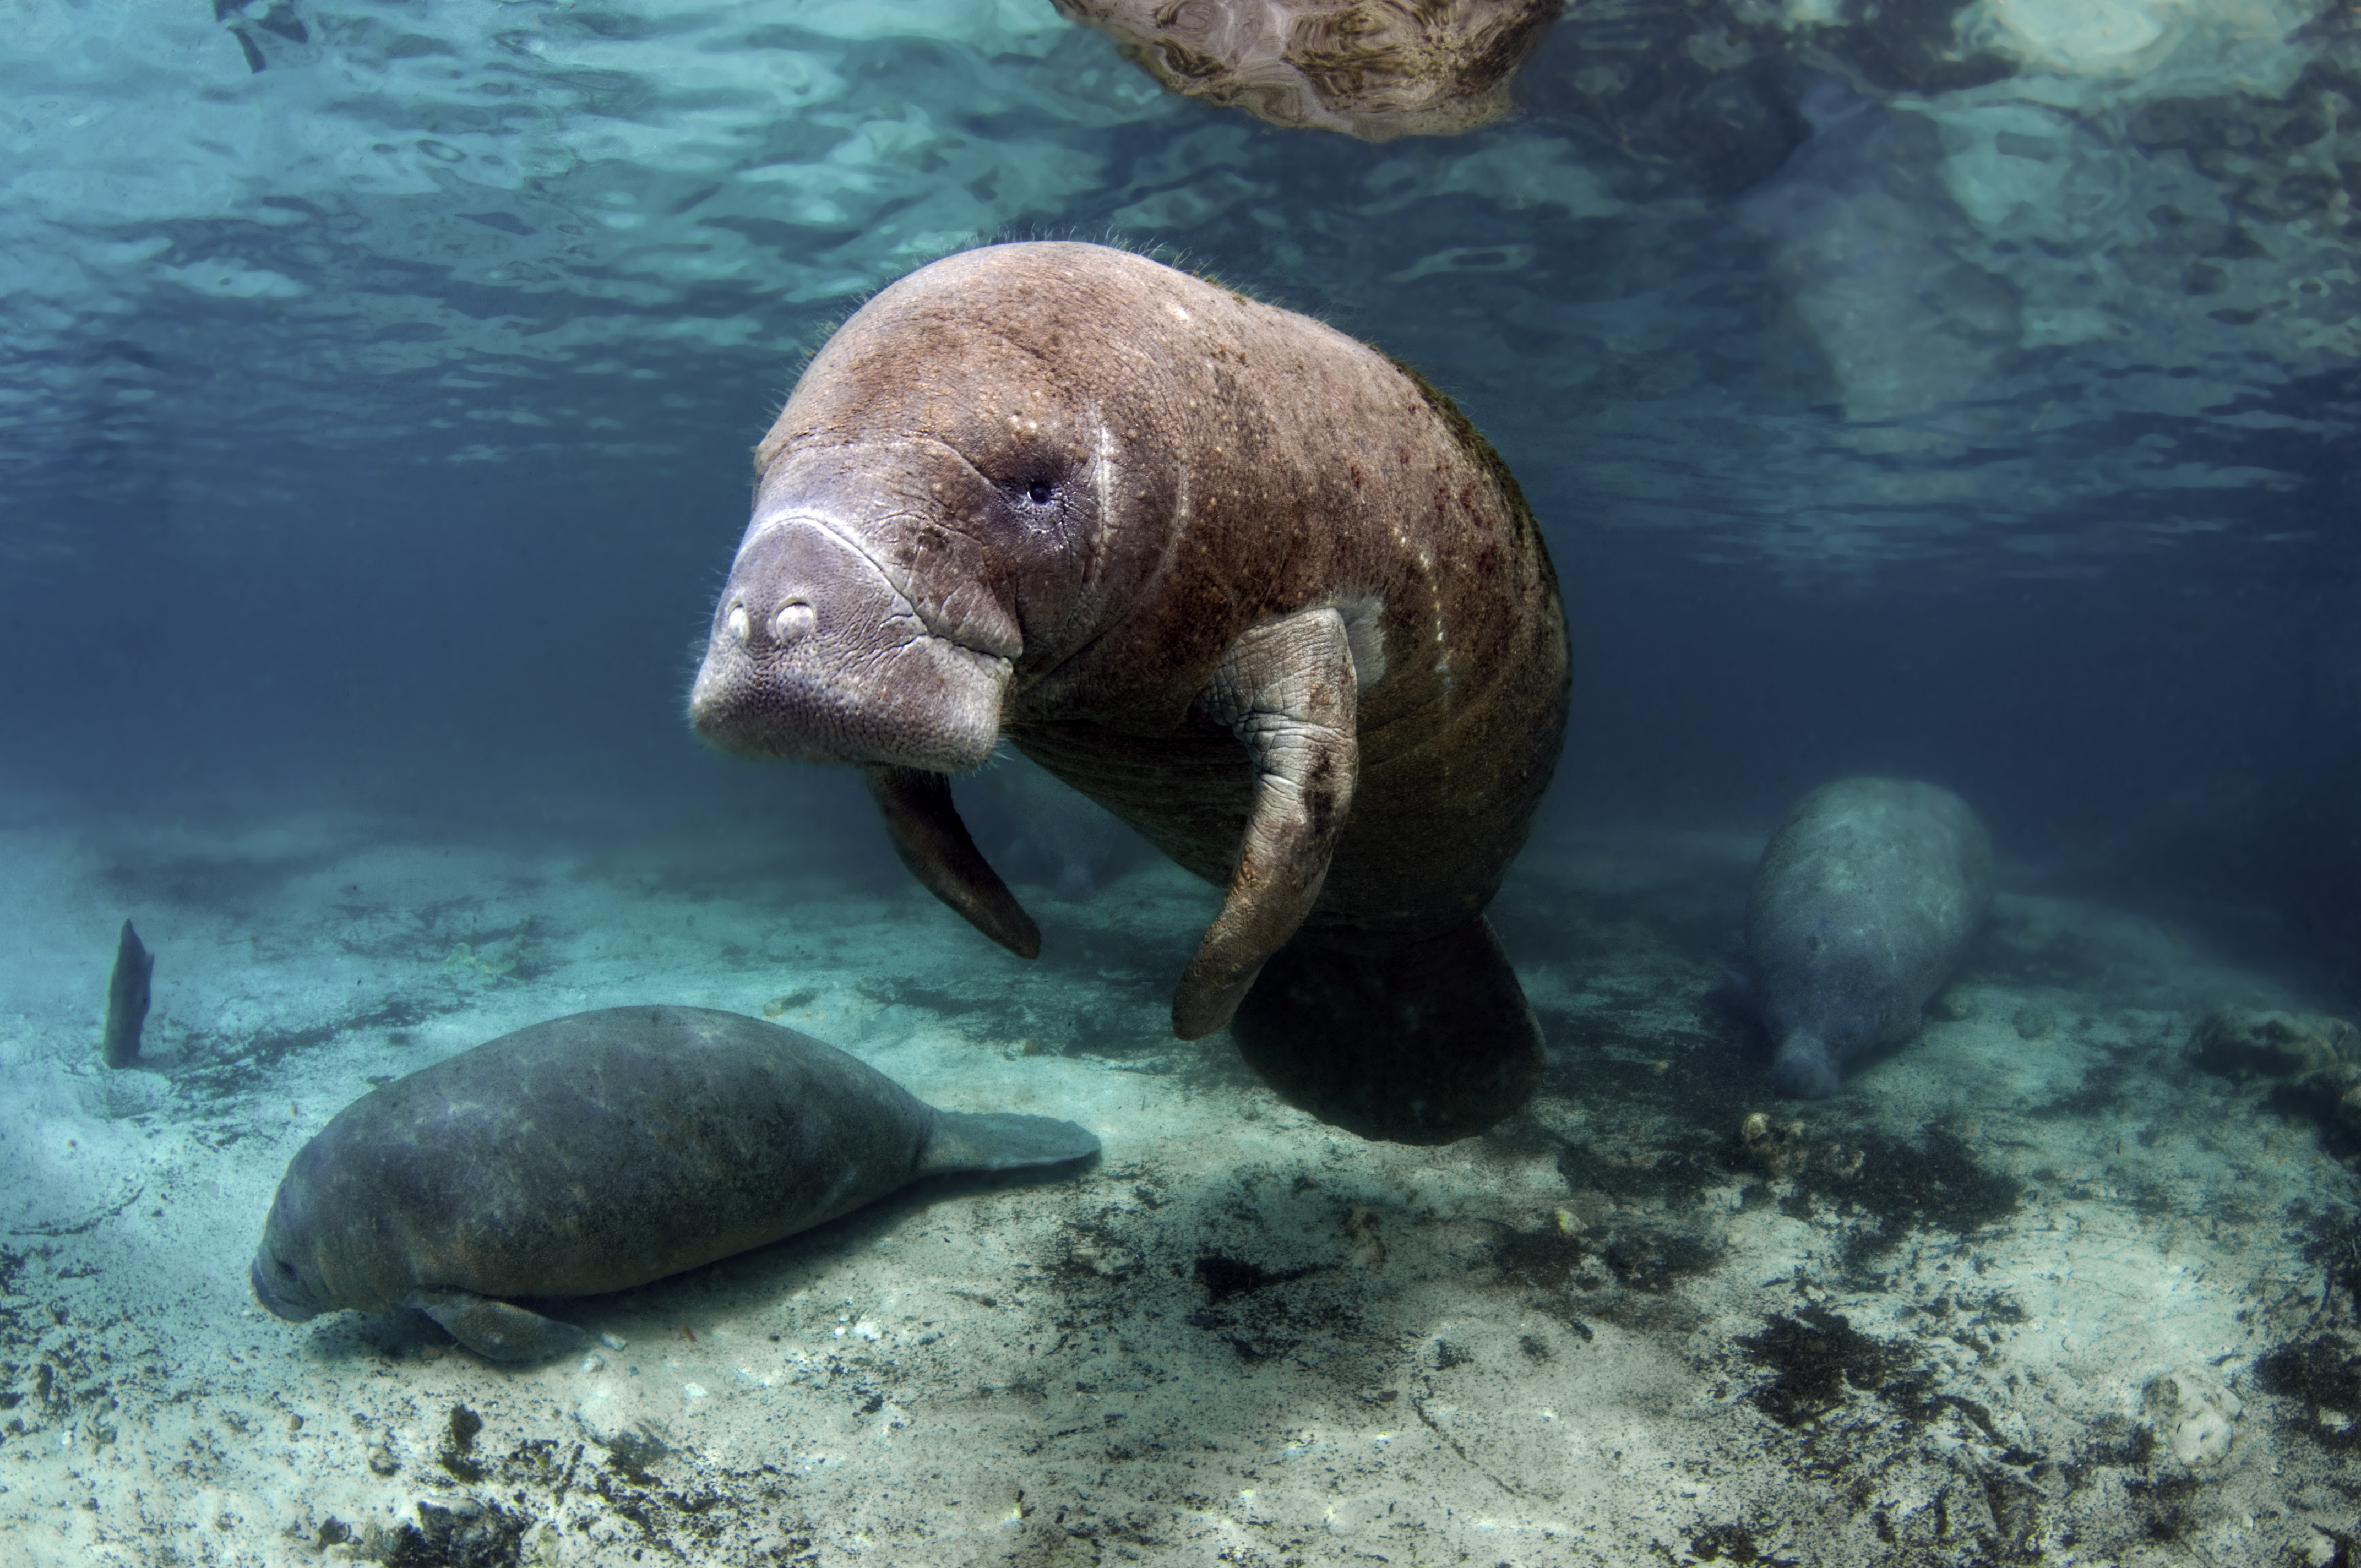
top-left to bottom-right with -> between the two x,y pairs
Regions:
771,601 -> 816,644
726,604 -> 751,644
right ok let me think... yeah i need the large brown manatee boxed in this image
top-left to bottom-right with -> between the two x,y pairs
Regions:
689,242 -> 1570,1144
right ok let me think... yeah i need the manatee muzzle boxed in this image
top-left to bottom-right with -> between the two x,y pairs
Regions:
689,516 -> 1010,772
249,1248 -> 320,1321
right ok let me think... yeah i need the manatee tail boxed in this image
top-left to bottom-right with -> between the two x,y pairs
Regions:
921,1112 -> 1100,1175
1770,1030 -> 1841,1099
1230,917 -> 1544,1146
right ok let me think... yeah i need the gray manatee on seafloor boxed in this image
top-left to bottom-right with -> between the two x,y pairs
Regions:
250,1007 -> 1098,1362
1745,778 -> 1994,1098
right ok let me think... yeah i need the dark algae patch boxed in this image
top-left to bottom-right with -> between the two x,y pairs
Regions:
438,1402 -> 485,1482
1688,1521 -> 1801,1565
1794,1125 -> 2025,1264
1740,1306 -> 1900,1427
1558,1139 -> 1731,1206
375,1500 -> 530,1568
1486,1222 -> 1590,1289
1192,1254 -> 1314,1304
1601,1229 -> 1720,1293
2255,1335 -> 2361,1450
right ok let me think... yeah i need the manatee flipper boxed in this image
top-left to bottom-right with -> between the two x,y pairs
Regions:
920,1111 -> 1101,1175
867,766 -> 1042,959
1174,609 -> 1359,1039
407,1289 -> 589,1363
1232,917 -> 1543,1145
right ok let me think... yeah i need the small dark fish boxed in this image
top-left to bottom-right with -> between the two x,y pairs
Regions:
101,920 -> 153,1070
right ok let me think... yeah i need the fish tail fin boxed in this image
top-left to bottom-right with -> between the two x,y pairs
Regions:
922,1112 -> 1100,1175
1230,917 -> 1544,1146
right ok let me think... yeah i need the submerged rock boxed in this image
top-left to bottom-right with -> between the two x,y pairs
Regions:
2142,1366 -> 2243,1469
2186,1006 -> 2361,1142
2185,1006 -> 2359,1079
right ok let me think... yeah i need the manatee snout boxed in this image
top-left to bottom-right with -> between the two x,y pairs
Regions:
250,1252 -> 319,1322
251,1182 -> 326,1322
690,514 -> 1012,772
712,523 -> 829,659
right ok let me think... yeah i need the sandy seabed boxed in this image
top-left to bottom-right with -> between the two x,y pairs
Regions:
2,786 -> 2357,1568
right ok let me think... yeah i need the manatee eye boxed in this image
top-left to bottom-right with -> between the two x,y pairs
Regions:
995,469 -> 1074,537
274,1257 -> 298,1278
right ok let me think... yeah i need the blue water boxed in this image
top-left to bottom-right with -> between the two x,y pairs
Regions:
3,4 -> 2358,1564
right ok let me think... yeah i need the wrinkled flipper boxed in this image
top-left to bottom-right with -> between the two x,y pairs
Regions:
1173,609 -> 1358,1039
867,766 -> 1041,959
1231,917 -> 1544,1145
407,1288 -> 589,1364
920,1110 -> 1101,1174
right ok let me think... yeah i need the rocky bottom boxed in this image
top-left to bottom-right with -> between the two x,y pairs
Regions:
1,818 -> 2357,1566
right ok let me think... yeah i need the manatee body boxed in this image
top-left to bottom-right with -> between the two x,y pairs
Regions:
250,1006 -> 1097,1362
688,241 -> 1570,1145
1746,778 -> 1995,1098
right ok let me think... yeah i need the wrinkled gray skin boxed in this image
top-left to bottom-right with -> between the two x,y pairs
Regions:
1747,778 -> 1995,1098
687,241 -> 1570,1145
251,1006 -> 1097,1362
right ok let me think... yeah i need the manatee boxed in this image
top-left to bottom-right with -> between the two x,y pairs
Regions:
1745,778 -> 1995,1098
1051,0 -> 1562,140
688,241 -> 1570,1145
249,1006 -> 1098,1362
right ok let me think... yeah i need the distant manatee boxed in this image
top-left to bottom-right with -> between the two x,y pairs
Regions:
1745,778 -> 1994,1098
251,1007 -> 1098,1362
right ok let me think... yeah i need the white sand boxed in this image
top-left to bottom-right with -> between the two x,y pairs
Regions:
1,791 -> 2356,1567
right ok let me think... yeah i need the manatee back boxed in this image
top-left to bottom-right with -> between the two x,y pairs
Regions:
269,1007 -> 941,1313
1747,778 -> 1994,1066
